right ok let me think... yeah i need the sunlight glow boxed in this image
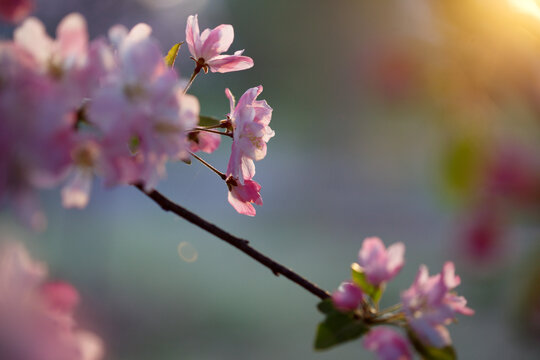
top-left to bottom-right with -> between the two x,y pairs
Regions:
508,0 -> 540,19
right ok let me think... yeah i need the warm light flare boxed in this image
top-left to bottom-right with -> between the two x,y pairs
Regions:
508,0 -> 540,19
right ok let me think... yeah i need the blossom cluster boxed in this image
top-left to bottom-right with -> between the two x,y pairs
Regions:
0,12 -> 273,230
0,240 -> 103,360
325,237 -> 473,360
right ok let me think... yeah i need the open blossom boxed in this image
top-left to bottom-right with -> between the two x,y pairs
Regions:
226,86 -> 274,183
331,281 -> 364,311
226,176 -> 263,216
363,328 -> 413,360
0,241 -> 104,360
0,0 -> 33,23
89,23 -> 198,190
357,237 -> 405,287
401,262 -> 474,348
185,14 -> 253,73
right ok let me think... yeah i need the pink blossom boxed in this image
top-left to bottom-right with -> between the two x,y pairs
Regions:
0,241 -> 104,360
401,262 -> 474,348
185,14 -> 253,73
331,281 -> 364,311
225,86 -> 274,183
0,0 -> 33,23
363,328 -> 413,360
188,130 -> 221,153
0,42 -> 74,229
89,23 -> 199,190
357,237 -> 405,287
14,13 -> 114,107
226,176 -> 263,216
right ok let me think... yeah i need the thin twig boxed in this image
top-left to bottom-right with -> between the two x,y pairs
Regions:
189,152 -> 227,180
134,183 -> 331,300
192,128 -> 232,137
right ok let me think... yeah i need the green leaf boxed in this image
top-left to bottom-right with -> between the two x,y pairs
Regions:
164,42 -> 183,67
351,263 -> 382,303
407,330 -> 457,360
314,310 -> 369,350
317,299 -> 335,314
198,115 -> 221,127
181,157 -> 192,165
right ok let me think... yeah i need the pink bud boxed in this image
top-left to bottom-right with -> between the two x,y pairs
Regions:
331,281 -> 363,311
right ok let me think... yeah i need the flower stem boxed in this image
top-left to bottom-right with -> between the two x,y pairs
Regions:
183,64 -> 203,94
133,184 -> 331,300
192,128 -> 232,138
189,151 -> 227,180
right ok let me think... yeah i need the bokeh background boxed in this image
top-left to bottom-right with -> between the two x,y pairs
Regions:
2,0 -> 540,359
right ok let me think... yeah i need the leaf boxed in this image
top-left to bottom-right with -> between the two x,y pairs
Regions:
164,42 -> 183,67
314,310 -> 369,350
407,329 -> 457,360
198,115 -> 221,127
351,263 -> 382,303
317,299 -> 335,314
181,157 -> 192,165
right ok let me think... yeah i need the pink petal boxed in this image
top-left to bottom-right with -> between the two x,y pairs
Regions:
40,281 -> 80,314
189,131 -> 221,153
225,87 -> 236,114
227,179 -> 263,216
185,14 -> 200,58
228,191 -> 256,216
56,13 -> 88,64
442,261 -> 460,289
206,54 -> 254,73
200,24 -> 234,60
235,85 -> 262,112
14,17 -> 53,65
76,331 -> 105,360
364,328 -> 413,360
386,242 -> 405,273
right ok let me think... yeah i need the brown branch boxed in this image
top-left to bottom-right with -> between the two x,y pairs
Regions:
134,183 -> 331,300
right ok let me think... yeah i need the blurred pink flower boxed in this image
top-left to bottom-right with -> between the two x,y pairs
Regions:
331,281 -> 364,311
460,204 -> 505,264
0,43 -> 74,230
89,23 -> 199,190
226,176 -> 263,216
13,13 -> 114,108
188,130 -> 221,154
185,14 -> 253,73
401,262 -> 474,348
0,242 -> 104,360
225,86 -> 274,184
357,237 -> 405,287
0,0 -> 32,23
363,327 -> 412,360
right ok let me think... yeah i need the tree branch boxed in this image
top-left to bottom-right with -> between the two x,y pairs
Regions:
134,183 -> 331,300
